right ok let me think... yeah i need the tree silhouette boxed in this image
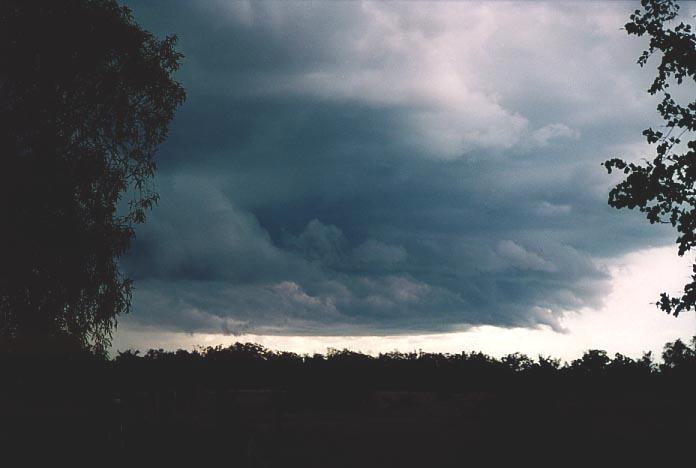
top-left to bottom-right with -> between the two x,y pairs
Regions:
604,0 -> 696,316
0,0 -> 185,354
661,337 -> 696,369
571,349 -> 610,375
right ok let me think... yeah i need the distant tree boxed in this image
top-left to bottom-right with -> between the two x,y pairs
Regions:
502,352 -> 534,372
204,342 -> 270,362
114,349 -> 141,363
571,350 -> 611,374
0,1 -> 185,354
606,352 -> 656,381
533,355 -> 562,376
660,337 -> 696,369
604,0 -> 696,316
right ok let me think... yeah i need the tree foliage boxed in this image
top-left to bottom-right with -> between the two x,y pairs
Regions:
0,0 -> 185,353
604,0 -> 696,316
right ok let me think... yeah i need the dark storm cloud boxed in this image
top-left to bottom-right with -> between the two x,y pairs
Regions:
119,1 -> 676,336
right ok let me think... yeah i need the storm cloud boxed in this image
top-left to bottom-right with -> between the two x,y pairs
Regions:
120,1 -> 678,336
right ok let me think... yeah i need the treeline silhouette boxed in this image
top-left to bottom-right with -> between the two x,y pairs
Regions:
1,338 -> 694,465
112,339 -> 694,389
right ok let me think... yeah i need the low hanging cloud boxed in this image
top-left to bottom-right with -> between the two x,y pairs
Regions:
496,240 -> 557,273
123,176 -> 611,335
119,0 -> 677,337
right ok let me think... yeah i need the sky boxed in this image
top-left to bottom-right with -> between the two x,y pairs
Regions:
114,0 -> 696,361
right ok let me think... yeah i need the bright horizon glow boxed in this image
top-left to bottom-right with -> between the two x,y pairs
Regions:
113,245 -> 696,362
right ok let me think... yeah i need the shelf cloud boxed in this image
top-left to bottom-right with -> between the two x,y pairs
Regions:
120,0 -> 678,337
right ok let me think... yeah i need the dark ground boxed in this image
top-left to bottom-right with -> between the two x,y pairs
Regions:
1,342 -> 694,466
3,382 -> 694,466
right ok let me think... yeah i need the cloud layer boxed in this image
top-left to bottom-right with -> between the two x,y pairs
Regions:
120,1 -> 677,336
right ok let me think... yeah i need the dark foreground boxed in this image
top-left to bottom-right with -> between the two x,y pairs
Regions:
2,340 -> 695,466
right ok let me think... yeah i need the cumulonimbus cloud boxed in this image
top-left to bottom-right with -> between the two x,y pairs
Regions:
119,0 -> 674,337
